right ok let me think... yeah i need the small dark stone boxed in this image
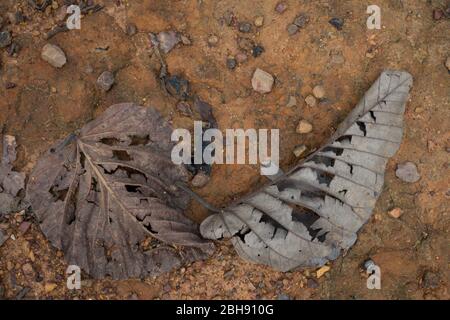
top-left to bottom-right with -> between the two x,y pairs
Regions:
294,14 -> 309,28
252,45 -> 264,57
307,278 -> 319,289
422,271 -> 440,289
5,82 -> 16,89
165,75 -> 190,100
226,57 -> 237,70
126,23 -> 137,36
275,2 -> 287,14
329,17 -> 344,30
238,22 -> 252,33
97,71 -> 115,92
0,31 -> 12,48
433,9 -> 443,20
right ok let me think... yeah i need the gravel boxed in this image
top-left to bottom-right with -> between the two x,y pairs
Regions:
312,85 -> 325,99
329,17 -> 344,30
296,120 -> 313,134
293,145 -> 307,157
395,162 -> 420,183
97,71 -> 115,91
157,31 -> 180,53
251,45 -> 264,57
287,24 -> 299,35
238,22 -> 252,33
305,95 -> 317,107
41,44 -> 67,68
0,31 -> 12,48
226,57 -> 237,70
275,2 -> 287,14
252,68 -> 274,93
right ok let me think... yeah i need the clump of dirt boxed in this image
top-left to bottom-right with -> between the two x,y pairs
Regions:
0,0 -> 448,300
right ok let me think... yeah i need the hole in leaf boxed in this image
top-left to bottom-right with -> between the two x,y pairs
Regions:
129,135 -> 150,146
100,137 -> 121,146
112,150 -> 133,161
356,122 -> 367,136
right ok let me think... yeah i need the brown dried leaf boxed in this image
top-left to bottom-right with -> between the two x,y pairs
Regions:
27,103 -> 214,279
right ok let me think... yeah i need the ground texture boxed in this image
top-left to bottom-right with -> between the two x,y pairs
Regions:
0,0 -> 449,299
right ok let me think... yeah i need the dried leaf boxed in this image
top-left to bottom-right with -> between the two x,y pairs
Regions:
200,70 -> 413,271
27,103 -> 214,279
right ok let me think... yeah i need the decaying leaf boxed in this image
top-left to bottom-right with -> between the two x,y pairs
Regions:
27,103 -> 214,279
200,70 -> 413,271
0,135 -> 26,215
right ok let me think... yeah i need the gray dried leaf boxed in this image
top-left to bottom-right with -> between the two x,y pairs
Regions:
27,103 -> 214,279
200,70 -> 413,271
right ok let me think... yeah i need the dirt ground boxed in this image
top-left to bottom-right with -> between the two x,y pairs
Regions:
0,0 -> 448,300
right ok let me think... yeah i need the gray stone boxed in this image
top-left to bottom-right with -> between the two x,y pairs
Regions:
191,171 -> 210,188
41,44 -> 67,68
396,162 -> 420,183
0,31 -> 12,48
238,22 -> 252,33
97,71 -> 115,92
251,68 -> 274,93
157,31 -> 180,53
287,24 -> 299,35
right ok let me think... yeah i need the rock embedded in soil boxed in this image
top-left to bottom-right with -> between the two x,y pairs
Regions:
395,161 -> 420,183
235,52 -> 247,63
433,9 -> 444,20
305,95 -> 317,107
329,17 -> 344,30
126,23 -> 137,36
296,120 -> 313,134
238,22 -> 252,33
41,44 -> 67,68
157,31 -> 180,53
286,95 -> 297,107
0,31 -> 12,48
293,14 -> 309,28
287,24 -> 299,35
251,68 -> 274,94
275,2 -> 287,14
312,85 -> 325,99
207,35 -> 219,46
252,45 -> 264,57
254,16 -> 264,27
293,145 -> 307,157
388,207 -> 403,219
97,71 -> 115,92
191,171 -> 210,188
226,57 -> 237,70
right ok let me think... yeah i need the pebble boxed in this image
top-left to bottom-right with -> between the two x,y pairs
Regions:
180,35 -> 191,45
0,31 -> 12,48
388,208 -> 403,219
293,14 -> 309,28
165,75 -> 190,100
433,9 -> 443,20
307,278 -> 319,289
44,283 -> 58,293
226,57 -> 237,70
305,95 -> 317,107
5,82 -> 16,89
312,85 -> 325,99
329,17 -> 344,30
207,35 -> 219,46
126,23 -> 137,36
191,171 -> 210,188
293,145 -> 307,157
296,120 -> 313,134
316,265 -> 330,278
287,24 -> 299,35
445,57 -> 450,71
157,31 -> 180,53
275,2 -> 287,14
97,71 -> 115,92
395,162 -> 420,183
238,22 -> 252,33
22,263 -> 34,277
286,95 -> 297,107
254,16 -> 264,27
251,68 -> 274,94
41,44 -> 67,68
235,52 -> 248,63
252,45 -> 264,57
422,271 -> 440,289
0,229 -> 6,247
